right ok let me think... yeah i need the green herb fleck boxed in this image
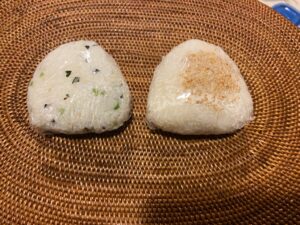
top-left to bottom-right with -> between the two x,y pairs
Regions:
113,101 -> 120,110
39,72 -> 45,77
113,121 -> 118,127
72,77 -> 80,84
92,88 -> 99,96
58,108 -> 65,115
92,88 -> 105,96
29,80 -> 33,86
65,70 -> 72,77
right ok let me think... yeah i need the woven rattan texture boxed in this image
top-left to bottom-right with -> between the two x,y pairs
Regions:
0,0 -> 299,224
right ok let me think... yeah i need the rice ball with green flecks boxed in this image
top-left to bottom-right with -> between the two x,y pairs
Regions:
27,40 -> 131,134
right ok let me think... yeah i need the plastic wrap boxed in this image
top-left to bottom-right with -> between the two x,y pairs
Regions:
146,39 -> 253,135
27,40 -> 131,134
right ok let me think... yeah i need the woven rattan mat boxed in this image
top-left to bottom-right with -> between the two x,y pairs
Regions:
1,0 -> 299,224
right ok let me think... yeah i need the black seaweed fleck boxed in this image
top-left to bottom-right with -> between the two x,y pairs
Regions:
51,119 -> 56,123
120,94 -> 123,99
85,45 -> 90,49
72,77 -> 80,84
93,68 -> 100,74
65,70 -> 72,77
102,126 -> 106,130
44,104 -> 48,108
64,94 -> 70,100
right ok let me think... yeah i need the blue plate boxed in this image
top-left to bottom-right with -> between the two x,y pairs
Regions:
273,3 -> 300,27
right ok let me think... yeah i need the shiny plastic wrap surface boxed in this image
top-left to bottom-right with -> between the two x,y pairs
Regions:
146,40 -> 253,135
27,41 -> 131,134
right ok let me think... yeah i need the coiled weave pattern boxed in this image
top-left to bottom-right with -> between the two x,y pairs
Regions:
0,0 -> 299,224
